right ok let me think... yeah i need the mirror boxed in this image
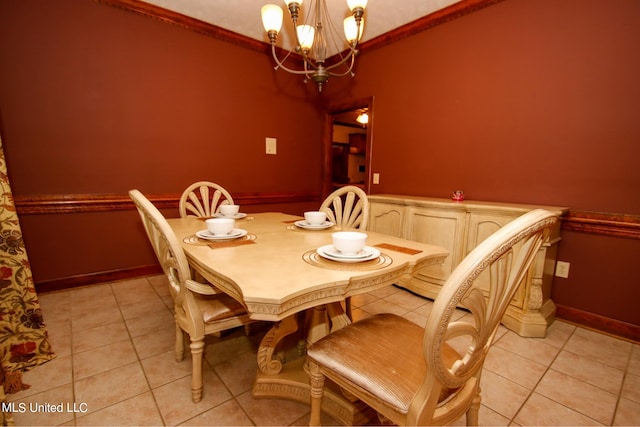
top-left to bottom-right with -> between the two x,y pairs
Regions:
322,98 -> 373,197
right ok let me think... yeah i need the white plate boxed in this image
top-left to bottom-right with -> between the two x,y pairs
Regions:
196,228 -> 248,241
295,220 -> 334,230
214,212 -> 247,219
317,245 -> 380,263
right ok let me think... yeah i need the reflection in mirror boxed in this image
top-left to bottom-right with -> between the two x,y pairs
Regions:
331,107 -> 368,192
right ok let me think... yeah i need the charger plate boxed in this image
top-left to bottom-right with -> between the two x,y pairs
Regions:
302,249 -> 392,271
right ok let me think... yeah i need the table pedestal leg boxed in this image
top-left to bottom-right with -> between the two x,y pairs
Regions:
252,303 -> 377,425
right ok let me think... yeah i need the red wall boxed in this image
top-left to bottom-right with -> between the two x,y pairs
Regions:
1,0 -> 639,331
0,0 -> 324,282
322,0 -> 640,328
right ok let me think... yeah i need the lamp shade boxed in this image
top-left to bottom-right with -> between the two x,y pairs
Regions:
296,25 -> 315,50
347,0 -> 368,11
261,4 -> 283,32
284,0 -> 303,6
343,16 -> 364,43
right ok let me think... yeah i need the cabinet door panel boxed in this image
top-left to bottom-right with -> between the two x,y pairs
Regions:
405,208 -> 466,282
369,203 -> 404,237
467,213 -> 526,307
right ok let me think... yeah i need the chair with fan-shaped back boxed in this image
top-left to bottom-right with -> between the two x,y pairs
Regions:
129,189 -> 252,403
179,181 -> 234,218
307,209 -> 558,426
320,185 -> 369,231
319,185 -> 369,318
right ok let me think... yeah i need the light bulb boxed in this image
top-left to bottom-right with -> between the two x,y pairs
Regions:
261,4 -> 283,33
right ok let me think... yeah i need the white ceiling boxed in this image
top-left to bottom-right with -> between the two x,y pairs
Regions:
139,0 -> 463,56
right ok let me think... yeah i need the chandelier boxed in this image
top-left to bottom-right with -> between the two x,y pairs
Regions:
261,0 -> 368,92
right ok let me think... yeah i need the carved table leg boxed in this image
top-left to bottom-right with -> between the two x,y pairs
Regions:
256,315 -> 299,375
253,303 -> 377,425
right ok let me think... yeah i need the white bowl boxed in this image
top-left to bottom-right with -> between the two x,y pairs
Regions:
332,231 -> 367,255
205,218 -> 235,235
219,204 -> 240,217
304,211 -> 327,226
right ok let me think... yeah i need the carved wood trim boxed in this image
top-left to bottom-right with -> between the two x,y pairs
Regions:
358,0 -> 507,53
556,304 -> 640,343
562,211 -> 640,240
98,0 -> 505,61
96,0 -> 270,54
14,191 -> 321,215
36,264 -> 162,294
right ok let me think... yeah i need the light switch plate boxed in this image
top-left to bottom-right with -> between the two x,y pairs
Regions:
266,137 -> 277,155
555,261 -> 570,278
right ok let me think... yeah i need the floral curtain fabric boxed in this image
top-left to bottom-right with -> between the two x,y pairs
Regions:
0,136 -> 55,395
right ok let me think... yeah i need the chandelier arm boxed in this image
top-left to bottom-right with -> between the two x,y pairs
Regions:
323,46 -> 359,73
270,44 -> 315,76
327,54 -> 356,77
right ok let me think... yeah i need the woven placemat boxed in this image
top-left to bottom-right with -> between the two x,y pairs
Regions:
302,249 -> 392,271
373,243 -> 422,255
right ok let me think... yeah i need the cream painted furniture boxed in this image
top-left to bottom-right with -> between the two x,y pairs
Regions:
179,181 -> 234,218
320,185 -> 370,231
320,185 -> 370,317
368,195 -> 568,337
130,190 -> 253,403
307,210 -> 558,426
166,212 -> 448,425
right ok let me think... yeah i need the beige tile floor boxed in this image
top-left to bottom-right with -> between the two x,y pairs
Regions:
7,275 -> 640,426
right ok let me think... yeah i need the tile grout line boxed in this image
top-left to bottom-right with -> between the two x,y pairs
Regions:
503,325 -> 575,426
106,278 -> 167,426
609,343 -> 635,426
121,278 -> 170,426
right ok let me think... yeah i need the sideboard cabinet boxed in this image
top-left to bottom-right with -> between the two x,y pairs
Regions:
369,195 -> 568,337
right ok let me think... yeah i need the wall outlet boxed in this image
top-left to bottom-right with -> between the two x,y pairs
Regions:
265,137 -> 277,155
373,173 -> 380,184
555,261 -> 570,278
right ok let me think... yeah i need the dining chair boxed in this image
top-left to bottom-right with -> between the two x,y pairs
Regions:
129,189 -> 253,403
179,181 -> 234,218
320,185 -> 369,231
320,185 -> 369,318
307,209 -> 558,426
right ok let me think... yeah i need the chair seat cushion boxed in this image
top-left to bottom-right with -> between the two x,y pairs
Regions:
195,293 -> 247,323
307,313 -> 459,414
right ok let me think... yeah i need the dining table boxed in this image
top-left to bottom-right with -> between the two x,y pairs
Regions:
167,211 -> 448,425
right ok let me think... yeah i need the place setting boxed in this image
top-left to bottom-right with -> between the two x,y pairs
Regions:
290,211 -> 335,231
186,206 -> 256,247
303,231 -> 391,270
213,203 -> 248,219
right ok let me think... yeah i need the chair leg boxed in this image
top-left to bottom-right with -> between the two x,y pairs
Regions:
190,338 -> 205,403
175,323 -> 185,362
466,392 -> 481,426
308,362 -> 325,426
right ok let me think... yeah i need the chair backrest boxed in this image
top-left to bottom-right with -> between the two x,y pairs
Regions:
179,181 -> 234,218
319,185 -> 369,230
411,209 -> 558,425
130,189 -> 189,303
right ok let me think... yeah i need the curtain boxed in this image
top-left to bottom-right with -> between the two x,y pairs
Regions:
0,136 -> 55,398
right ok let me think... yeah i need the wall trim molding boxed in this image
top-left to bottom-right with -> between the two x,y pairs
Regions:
36,264 -> 162,294
14,191 -> 321,215
98,0 -> 505,60
359,0 -> 507,53
16,194 -> 640,241
562,210 -> 640,240
97,0 -> 270,54
556,304 -> 639,343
